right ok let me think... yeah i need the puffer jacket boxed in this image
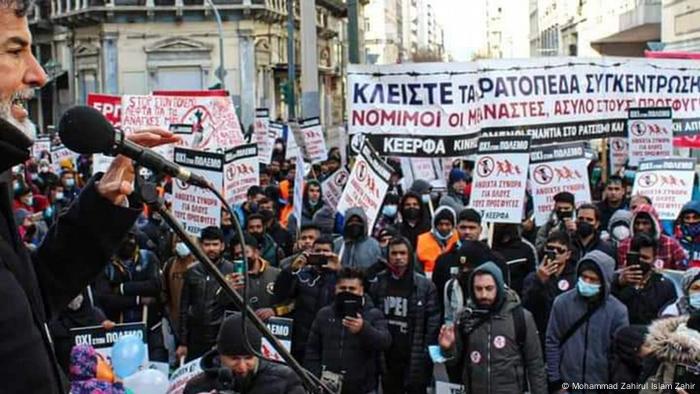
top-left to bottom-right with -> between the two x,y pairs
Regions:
341,207 -> 382,270
661,267 -> 700,317
369,269 -> 440,387
545,250 -> 629,391
305,297 -> 392,394
184,350 -> 305,394
640,315 -> 700,394
444,262 -> 548,394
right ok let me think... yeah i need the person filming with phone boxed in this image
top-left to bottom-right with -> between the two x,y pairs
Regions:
612,233 -> 677,325
535,192 -> 577,252
305,268 -> 391,394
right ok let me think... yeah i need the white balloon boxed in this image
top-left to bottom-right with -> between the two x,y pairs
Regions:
123,369 -> 169,394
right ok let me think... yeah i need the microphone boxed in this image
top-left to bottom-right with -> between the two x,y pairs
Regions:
58,105 -> 209,188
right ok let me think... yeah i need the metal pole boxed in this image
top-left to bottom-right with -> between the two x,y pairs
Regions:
205,0 -> 226,90
347,0 -> 359,63
287,0 -> 296,119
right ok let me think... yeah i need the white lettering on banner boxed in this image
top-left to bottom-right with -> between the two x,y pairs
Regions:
632,158 -> 696,220
348,59 -> 700,156
173,147 -> 223,236
627,107 -> 674,167
530,158 -> 592,226
469,137 -> 530,224
260,317 -> 293,363
255,108 -> 274,165
70,323 -> 148,370
224,144 -> 259,207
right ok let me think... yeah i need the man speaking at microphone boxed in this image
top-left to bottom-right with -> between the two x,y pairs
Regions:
0,3 -> 178,393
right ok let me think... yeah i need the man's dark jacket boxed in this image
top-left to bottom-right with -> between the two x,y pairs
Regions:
0,119 -> 141,393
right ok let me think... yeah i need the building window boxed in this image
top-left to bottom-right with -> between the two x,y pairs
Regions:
155,67 -> 203,91
78,71 -> 97,104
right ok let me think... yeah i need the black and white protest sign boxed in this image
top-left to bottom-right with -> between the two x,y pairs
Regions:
609,137 -> 628,174
260,317 -> 293,363
173,147 -> 223,236
632,158 -> 696,220
224,144 -> 259,207
321,168 -> 350,208
469,137 -> 530,223
300,117 -> 328,164
70,322 -> 147,363
255,108 -> 274,165
627,107 -> 674,167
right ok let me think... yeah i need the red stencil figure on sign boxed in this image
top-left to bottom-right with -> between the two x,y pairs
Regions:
647,123 -> 668,135
496,160 -> 519,176
555,166 -> 582,181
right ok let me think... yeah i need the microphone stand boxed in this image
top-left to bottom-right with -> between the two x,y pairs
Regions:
133,174 -> 331,394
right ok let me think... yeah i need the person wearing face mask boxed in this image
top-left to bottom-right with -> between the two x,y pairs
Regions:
60,170 -> 80,203
439,262 -> 548,394
677,201 -> 700,268
246,213 -> 284,267
305,268 -> 391,394
439,168 -> 471,214
369,237 -> 440,394
416,206 -> 459,278
287,180 -> 326,237
535,191 -> 577,253
259,196 -> 294,257
661,267 -> 700,317
572,203 -> 615,261
233,185 -> 266,230
13,184 -> 34,213
397,191 -> 432,250
612,233 -> 677,325
545,251 -> 628,394
36,159 -> 59,194
162,237 -> 197,335
606,209 -> 633,252
373,192 -> 401,238
341,207 -> 382,271
94,228 -> 167,362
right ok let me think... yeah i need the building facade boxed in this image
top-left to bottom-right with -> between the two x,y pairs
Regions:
662,0 -> 700,51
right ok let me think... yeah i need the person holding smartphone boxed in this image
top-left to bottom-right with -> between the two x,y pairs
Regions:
612,233 -> 677,325
535,192 -> 577,252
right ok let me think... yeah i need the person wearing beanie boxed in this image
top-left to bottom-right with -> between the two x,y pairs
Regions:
397,191 -> 432,250
610,325 -> 654,392
535,191 -> 577,252
545,251 -> 628,393
416,206 -> 459,277
184,314 -> 305,394
439,168 -> 470,214
439,262 -> 548,394
341,207 -> 382,271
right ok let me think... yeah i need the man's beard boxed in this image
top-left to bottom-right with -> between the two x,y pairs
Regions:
1,89 -> 36,141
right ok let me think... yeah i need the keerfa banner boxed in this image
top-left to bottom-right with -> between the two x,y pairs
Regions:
347,57 -> 700,157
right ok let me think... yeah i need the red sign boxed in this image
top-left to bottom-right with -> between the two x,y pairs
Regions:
87,93 -> 122,127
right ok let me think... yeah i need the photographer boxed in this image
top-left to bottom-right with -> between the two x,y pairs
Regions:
272,236 -> 341,363
305,268 -> 391,394
612,233 -> 677,325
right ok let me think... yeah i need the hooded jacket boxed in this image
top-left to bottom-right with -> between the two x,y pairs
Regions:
69,345 -> 125,394
341,207 -> 382,270
617,205 -> 688,270
545,250 -> 629,390
184,350 -> 305,394
444,262 -> 548,394
491,224 -> 539,295
610,268 -> 677,325
397,191 -> 432,250
640,315 -> 700,394
302,180 -> 325,225
416,206 -> 459,276
661,267 -> 700,317
305,296 -> 392,394
677,200 -> 700,268
607,209 -> 633,249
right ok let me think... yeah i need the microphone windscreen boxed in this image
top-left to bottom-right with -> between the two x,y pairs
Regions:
58,106 -> 115,154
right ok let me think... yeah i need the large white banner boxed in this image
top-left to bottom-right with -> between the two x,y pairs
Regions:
337,142 -> 393,233
348,58 -> 700,157
529,143 -> 592,226
173,148 -> 223,236
300,117 -> 328,164
254,108 -> 274,165
469,137 -> 530,223
632,158 -> 696,220
223,144 -> 259,208
627,107 -> 674,167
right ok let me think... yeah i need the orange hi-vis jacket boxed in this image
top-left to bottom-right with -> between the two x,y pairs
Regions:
416,230 -> 459,275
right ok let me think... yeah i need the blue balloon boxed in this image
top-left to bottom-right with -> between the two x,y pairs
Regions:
111,335 -> 145,378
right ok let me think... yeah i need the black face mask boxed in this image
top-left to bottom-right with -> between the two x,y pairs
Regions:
118,240 -> 137,260
250,232 -> 265,243
335,291 -> 364,317
402,207 -> 420,220
345,223 -> 364,239
577,221 -> 595,238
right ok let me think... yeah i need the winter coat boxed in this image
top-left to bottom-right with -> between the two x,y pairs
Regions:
341,207 -> 382,270
258,233 -> 284,267
184,350 -> 305,394
439,191 -> 466,214
535,212 -> 568,252
677,200 -> 700,267
491,237 -> 538,295
545,250 -> 629,390
617,205 -> 688,270
0,121 -> 141,394
220,258 -> 280,311
305,297 -> 392,394
641,315 -> 700,394
69,345 -> 125,394
661,267 -> 700,317
397,191 -> 432,250
611,271 -> 677,325
369,269 -> 440,387
444,263 -> 547,394
596,199 -> 629,231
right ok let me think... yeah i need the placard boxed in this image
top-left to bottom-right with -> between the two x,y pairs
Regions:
321,168 -> 350,209
70,322 -> 147,365
260,317 -> 293,363
632,158 -> 696,220
32,137 -> 51,159
173,148 -> 223,236
223,144 -> 259,207
286,123 -> 301,160
50,144 -> 78,173
299,117 -> 328,164
609,137 -> 628,174
469,137 -> 530,223
166,357 -> 203,394
529,142 -> 591,226
255,108 -> 274,165
436,381 -> 465,394
337,142 -> 393,232
628,107 -> 674,167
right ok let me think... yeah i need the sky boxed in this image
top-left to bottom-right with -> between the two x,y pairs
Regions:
431,0 -> 487,61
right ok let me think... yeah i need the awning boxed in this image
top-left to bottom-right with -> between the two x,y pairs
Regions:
591,23 -> 660,45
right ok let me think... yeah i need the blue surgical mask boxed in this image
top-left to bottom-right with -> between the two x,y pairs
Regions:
382,205 -> 398,218
422,194 -> 431,204
55,192 -> 64,201
577,278 -> 601,298
64,179 -> 75,188
434,229 -> 452,242
175,242 -> 190,258
690,292 -> 700,310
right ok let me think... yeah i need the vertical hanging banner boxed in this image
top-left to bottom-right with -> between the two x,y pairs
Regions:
609,137 -> 628,174
627,107 -> 674,167
255,108 -> 274,165
299,117 -> 328,163
529,142 -> 591,226
337,142 -> 393,233
223,144 -> 259,207
321,167 -> 350,209
173,148 -> 223,236
469,137 -> 530,224
632,158 -> 696,220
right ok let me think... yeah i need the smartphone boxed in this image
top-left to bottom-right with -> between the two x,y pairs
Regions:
307,253 -> 328,266
559,210 -> 574,220
232,260 -> 245,285
626,252 -> 640,267
544,249 -> 557,262
339,298 -> 362,318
